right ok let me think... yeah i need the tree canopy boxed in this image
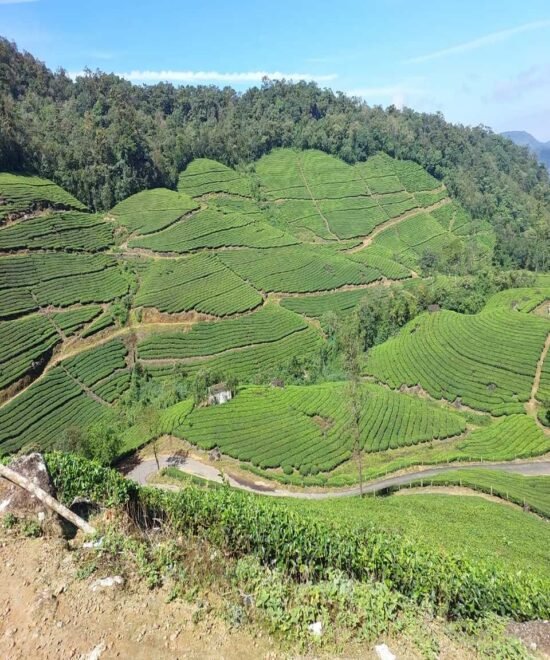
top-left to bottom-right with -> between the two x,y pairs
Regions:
1,37 -> 548,270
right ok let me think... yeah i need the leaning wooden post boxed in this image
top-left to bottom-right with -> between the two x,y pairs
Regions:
0,464 -> 96,535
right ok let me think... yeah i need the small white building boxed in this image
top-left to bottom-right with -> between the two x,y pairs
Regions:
207,383 -> 232,406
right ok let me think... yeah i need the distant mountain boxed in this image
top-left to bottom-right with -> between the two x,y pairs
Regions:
501,131 -> 550,168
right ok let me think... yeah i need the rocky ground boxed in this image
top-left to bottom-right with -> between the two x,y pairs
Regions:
0,533 -> 280,659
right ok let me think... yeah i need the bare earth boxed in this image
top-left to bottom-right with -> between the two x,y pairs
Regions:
0,535 -> 279,660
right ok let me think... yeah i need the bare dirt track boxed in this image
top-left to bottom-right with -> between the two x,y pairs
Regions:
346,198 -> 451,254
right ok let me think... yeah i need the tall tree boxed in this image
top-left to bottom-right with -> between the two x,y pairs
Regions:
339,315 -> 367,495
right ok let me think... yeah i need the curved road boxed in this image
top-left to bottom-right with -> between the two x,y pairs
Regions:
125,455 -> 550,500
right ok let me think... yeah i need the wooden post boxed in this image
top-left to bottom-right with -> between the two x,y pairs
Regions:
0,464 -> 96,535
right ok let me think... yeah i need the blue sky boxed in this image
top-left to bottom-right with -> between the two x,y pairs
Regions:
2,0 -> 550,140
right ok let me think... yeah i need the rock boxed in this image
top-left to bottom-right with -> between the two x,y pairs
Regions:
375,643 -> 396,660
85,642 -> 106,660
209,447 -> 222,462
0,453 -> 64,536
90,576 -> 124,592
308,621 -> 323,636
83,537 -> 104,550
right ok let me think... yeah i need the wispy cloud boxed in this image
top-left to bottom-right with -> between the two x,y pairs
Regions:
347,82 -> 425,109
68,69 -> 338,83
0,0 -> 37,4
491,64 -> 550,102
406,20 -> 550,64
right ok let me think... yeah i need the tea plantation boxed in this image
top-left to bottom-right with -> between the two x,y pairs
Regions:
1,151 -> 550,634
0,156 -> 548,486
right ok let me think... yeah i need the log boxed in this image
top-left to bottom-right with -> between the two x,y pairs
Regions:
0,463 -> 96,535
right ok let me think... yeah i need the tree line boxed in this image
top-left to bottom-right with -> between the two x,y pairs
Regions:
1,37 -> 548,271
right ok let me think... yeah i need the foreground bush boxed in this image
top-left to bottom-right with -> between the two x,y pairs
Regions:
46,452 -> 550,621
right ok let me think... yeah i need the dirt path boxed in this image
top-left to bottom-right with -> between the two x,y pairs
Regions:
60,365 -> 111,407
525,332 -> 550,427
126,454 -> 550,500
347,198 -> 451,254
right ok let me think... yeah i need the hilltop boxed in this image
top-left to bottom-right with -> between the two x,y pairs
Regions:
1,37 -> 549,272
502,131 -> 550,169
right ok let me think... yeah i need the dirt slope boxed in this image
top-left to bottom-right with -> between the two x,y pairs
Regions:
0,535 -> 277,659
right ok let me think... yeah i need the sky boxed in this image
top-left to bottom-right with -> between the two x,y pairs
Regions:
2,0 -> 550,141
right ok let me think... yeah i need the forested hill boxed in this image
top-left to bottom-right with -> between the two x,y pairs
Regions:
501,131 -> 550,169
0,37 -> 548,271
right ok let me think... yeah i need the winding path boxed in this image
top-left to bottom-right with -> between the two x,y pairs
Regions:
125,454 -> 550,500
347,198 -> 451,254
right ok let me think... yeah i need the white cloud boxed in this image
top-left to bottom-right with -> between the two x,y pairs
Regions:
406,20 -> 550,64
68,69 -> 338,84
347,83 -> 425,109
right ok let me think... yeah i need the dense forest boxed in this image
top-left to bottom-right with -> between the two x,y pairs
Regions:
0,37 -> 548,271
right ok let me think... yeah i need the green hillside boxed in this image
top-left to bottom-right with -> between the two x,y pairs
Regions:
1,159 -> 548,471
2,35 -> 550,653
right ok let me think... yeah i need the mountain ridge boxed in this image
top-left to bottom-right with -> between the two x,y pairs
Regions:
501,130 -> 550,168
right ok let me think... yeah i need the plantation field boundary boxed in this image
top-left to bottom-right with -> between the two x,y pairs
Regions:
295,155 -> 340,241
347,197 -> 452,253
59,364 -> 111,407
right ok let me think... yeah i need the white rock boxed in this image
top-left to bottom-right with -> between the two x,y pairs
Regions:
86,642 -> 106,660
89,576 -> 124,592
83,537 -> 104,549
375,643 -> 396,660
308,621 -> 323,636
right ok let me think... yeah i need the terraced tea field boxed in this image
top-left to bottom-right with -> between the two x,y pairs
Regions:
404,468 -> 550,518
255,149 -> 445,242
137,304 -> 307,360
178,382 -> 467,472
110,188 -> 199,234
1,158 -> 548,494
0,172 -> 86,220
365,305 -> 550,414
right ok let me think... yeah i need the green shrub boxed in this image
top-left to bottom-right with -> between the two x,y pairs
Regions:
45,452 -> 137,506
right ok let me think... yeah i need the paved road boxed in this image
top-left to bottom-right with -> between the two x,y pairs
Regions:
124,455 -> 550,500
